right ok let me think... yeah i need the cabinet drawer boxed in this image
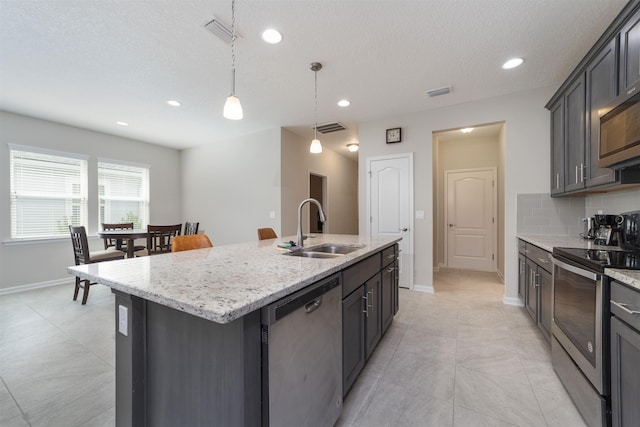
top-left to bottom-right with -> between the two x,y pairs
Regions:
381,245 -> 396,267
611,280 -> 640,330
343,253 -> 381,297
518,239 -> 526,255
527,244 -> 552,273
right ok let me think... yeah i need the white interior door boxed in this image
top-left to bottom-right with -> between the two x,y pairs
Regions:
446,168 -> 496,272
368,154 -> 413,289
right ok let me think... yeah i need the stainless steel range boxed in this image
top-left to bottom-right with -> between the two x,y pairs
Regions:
551,210 -> 640,427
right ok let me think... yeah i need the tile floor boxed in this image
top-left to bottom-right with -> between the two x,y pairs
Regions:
0,268 -> 586,427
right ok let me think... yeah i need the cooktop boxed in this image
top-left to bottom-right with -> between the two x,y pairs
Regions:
553,247 -> 640,273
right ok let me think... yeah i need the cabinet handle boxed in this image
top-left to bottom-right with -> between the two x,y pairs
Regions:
367,290 -> 374,311
580,163 -> 585,182
387,254 -> 395,260
534,272 -> 540,288
556,173 -> 560,189
611,300 -> 640,315
362,294 -> 369,317
575,165 -> 578,184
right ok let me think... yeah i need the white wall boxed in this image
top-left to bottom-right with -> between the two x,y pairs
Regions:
180,128 -> 282,245
0,111 -> 181,291
281,128 -> 358,237
358,86 -> 555,302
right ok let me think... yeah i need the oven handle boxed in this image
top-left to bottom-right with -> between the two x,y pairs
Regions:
551,256 -> 598,281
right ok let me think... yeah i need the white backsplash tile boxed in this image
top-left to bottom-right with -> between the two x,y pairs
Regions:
518,187 -> 640,238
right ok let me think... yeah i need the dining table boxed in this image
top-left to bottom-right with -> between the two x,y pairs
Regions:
97,229 -> 148,258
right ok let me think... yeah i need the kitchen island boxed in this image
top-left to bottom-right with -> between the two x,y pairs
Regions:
68,234 -> 400,427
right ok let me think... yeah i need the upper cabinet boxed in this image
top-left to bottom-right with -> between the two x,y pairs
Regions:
619,8 -> 640,95
546,1 -> 640,196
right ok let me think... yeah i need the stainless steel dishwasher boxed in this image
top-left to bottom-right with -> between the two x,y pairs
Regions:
261,273 -> 342,427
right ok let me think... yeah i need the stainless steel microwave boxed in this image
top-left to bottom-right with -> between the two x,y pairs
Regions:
598,84 -> 640,169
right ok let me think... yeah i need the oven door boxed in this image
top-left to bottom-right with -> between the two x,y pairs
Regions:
551,256 -> 606,394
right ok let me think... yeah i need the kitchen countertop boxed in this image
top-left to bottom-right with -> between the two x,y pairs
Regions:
518,234 -> 640,292
67,234 -> 400,324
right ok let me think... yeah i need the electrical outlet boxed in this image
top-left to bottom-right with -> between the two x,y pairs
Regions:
118,305 -> 128,336
415,210 -> 425,220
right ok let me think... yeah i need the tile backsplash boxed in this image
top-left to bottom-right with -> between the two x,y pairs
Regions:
517,193 -> 585,237
518,187 -> 640,237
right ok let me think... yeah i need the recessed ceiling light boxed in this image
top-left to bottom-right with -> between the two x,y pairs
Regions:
262,29 -> 282,44
460,128 -> 474,133
347,143 -> 359,152
116,121 -> 129,126
502,58 -> 524,69
338,99 -> 350,107
167,100 -> 181,107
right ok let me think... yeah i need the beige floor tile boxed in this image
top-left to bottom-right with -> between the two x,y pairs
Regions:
453,405 -> 518,427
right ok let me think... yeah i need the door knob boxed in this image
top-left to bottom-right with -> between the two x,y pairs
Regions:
448,224 -> 455,227
399,227 -> 408,232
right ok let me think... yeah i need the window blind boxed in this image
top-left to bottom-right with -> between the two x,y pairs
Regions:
98,161 -> 149,229
10,148 -> 88,239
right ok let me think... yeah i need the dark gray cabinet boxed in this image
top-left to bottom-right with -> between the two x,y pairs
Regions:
546,1 -> 640,196
619,8 -> 640,94
342,244 -> 398,396
610,280 -> 640,427
586,38 -> 618,187
518,240 -> 552,342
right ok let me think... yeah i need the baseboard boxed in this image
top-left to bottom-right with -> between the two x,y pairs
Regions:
0,277 -> 73,296
496,270 -> 504,282
503,296 -> 524,307
413,284 -> 434,294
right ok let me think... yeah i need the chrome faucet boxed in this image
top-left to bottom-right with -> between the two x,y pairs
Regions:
297,198 -> 326,247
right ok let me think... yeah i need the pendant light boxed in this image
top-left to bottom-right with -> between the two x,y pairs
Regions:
309,62 -> 323,154
223,0 -> 243,120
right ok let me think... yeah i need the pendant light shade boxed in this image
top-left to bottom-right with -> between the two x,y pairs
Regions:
310,62 -> 323,154
310,139 -> 323,153
223,0 -> 243,120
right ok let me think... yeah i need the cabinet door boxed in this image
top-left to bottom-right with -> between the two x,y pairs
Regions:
342,287 -> 366,395
564,76 -> 586,192
538,268 -> 552,342
365,274 -> 382,360
586,38 -> 618,187
550,98 -> 565,195
381,263 -> 395,334
619,8 -> 640,94
518,253 -> 526,301
525,259 -> 538,322
611,316 -> 640,427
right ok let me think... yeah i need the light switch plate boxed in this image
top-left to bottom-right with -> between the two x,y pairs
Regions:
118,305 -> 128,336
416,210 -> 425,220
269,211 -> 276,219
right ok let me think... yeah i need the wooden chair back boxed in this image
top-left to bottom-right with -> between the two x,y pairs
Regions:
69,225 -> 92,265
147,224 -> 182,254
184,221 -> 199,235
101,222 -> 134,250
257,227 -> 277,240
171,234 -> 213,252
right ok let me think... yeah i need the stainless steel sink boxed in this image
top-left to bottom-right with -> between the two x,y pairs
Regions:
286,243 -> 365,258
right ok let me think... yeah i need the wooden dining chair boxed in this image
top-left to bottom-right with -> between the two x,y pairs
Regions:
184,221 -> 199,235
147,224 -> 182,254
69,225 -> 125,304
101,222 -> 147,252
257,227 -> 277,240
171,234 -> 213,252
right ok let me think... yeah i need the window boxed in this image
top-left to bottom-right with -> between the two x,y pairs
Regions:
10,146 -> 88,239
98,160 -> 149,229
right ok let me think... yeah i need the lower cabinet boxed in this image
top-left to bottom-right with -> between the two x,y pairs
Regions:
342,244 -> 398,396
518,240 -> 552,342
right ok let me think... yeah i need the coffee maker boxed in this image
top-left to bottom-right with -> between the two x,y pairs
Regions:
593,214 -> 620,245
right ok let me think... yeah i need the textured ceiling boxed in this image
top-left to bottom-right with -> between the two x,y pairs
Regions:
0,0 -> 630,157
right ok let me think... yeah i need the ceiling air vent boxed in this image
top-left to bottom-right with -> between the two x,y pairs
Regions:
315,122 -> 347,134
204,18 -> 241,44
426,86 -> 452,97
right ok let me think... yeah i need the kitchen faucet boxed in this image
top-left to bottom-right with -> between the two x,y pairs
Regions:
297,198 -> 326,248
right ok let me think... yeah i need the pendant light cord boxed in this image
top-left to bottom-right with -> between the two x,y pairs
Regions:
231,0 -> 237,95
314,69 -> 318,140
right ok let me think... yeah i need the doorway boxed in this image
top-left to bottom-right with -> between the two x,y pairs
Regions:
309,173 -> 325,233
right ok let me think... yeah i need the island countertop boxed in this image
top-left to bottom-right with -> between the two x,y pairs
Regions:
67,234 -> 400,324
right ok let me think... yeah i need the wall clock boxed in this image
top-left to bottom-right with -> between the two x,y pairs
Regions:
386,127 -> 401,144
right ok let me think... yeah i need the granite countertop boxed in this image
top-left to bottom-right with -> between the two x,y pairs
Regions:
518,234 -> 640,292
67,234 -> 400,324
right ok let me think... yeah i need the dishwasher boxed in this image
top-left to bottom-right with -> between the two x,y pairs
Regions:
261,273 -> 342,427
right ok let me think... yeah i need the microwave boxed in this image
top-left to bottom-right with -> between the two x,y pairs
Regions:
598,84 -> 640,169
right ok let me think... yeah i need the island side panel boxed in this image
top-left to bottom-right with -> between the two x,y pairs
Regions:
114,291 -> 261,427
